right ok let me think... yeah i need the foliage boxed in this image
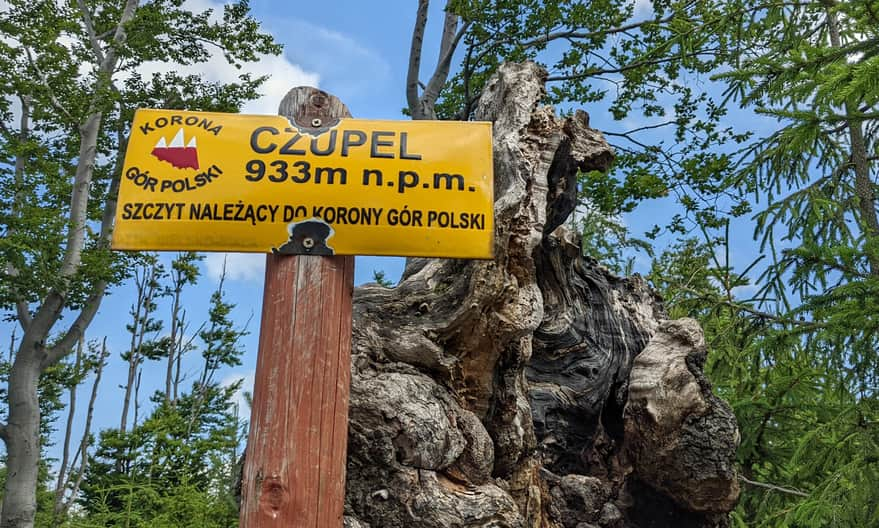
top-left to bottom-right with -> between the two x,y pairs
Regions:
0,0 -> 279,313
372,269 -> 393,287
59,260 -> 247,527
650,234 -> 879,527
574,202 -> 652,275
197,264 -> 248,388
0,0 -> 279,523
77,386 -> 242,528
421,0 -> 753,232
0,0 -> 875,526
423,1 -> 879,523
711,4 -> 879,525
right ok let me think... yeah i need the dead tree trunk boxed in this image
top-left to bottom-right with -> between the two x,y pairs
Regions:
343,62 -> 739,528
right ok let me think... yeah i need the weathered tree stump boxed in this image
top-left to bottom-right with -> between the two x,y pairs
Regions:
341,62 -> 740,527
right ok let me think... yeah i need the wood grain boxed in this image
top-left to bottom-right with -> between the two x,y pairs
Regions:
240,87 -> 354,528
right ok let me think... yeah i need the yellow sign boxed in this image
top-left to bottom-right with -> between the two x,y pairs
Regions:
112,109 -> 494,258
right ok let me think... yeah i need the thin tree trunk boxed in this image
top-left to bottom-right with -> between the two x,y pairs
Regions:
7,96 -> 32,328
406,0 -> 429,119
164,283 -> 182,401
119,273 -> 144,433
133,369 -> 142,429
0,2 -> 140,525
1,354 -> 42,528
120,264 -> 157,433
8,328 -> 16,362
826,9 -> 879,275
60,338 -> 108,520
119,357 -> 138,433
52,338 -> 84,519
173,311 -> 189,403
188,266 -> 228,436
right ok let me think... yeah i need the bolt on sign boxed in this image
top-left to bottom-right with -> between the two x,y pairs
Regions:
112,109 -> 494,258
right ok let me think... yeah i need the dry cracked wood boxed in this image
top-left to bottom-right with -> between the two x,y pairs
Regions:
342,62 -> 739,528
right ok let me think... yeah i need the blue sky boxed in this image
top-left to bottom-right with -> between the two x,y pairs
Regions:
31,0 -> 458,462
10,0 -> 779,463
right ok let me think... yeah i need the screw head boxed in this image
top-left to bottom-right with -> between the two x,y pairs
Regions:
311,118 -> 322,127
302,237 -> 315,250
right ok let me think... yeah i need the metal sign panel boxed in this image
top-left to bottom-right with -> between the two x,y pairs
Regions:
112,109 -> 494,258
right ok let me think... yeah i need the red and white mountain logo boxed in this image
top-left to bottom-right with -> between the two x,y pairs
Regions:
151,128 -> 199,170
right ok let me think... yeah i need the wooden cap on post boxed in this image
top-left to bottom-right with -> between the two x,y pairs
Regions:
239,87 -> 355,527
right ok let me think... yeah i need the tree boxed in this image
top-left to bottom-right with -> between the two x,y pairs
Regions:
79,385 -> 243,528
189,260 -> 248,436
78,262 -> 247,528
0,1 -> 280,525
371,269 -> 393,287
406,0 -> 748,224
119,255 -> 165,435
710,2 -> 879,525
52,338 -> 109,523
163,252 -> 203,404
408,1 -> 879,525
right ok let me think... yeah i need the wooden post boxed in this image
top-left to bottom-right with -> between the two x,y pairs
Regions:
240,88 -> 355,527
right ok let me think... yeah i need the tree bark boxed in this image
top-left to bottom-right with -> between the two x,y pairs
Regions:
406,1 -> 466,120
52,338 -> 83,519
1,356 -> 41,528
165,276 -> 183,401
0,2 -> 140,525
61,338 -> 109,521
342,62 -> 739,528
826,9 -> 879,276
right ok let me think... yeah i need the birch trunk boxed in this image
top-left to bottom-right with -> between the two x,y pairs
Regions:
1,356 -> 41,528
0,2 -> 140,524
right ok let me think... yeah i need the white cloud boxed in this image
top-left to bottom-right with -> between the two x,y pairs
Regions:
244,54 -> 321,114
120,0 -> 320,115
221,369 -> 254,415
633,0 -> 654,19
133,50 -> 319,116
282,19 -> 390,77
204,252 -> 265,282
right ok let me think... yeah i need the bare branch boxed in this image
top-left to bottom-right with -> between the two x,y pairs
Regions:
76,0 -> 106,63
22,48 -> 74,122
421,11 -> 470,119
738,475 -> 809,497
43,122 -> 125,370
519,14 -> 678,49
60,337 -> 108,519
407,0 -> 430,119
546,50 -> 722,82
7,95 -> 33,331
